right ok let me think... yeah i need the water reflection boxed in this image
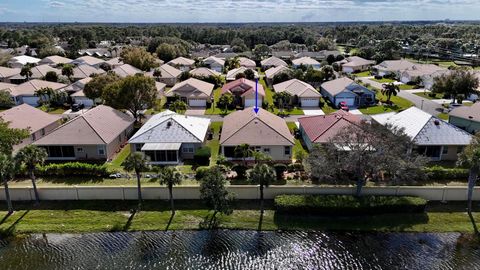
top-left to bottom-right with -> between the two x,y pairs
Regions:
0,231 -> 479,270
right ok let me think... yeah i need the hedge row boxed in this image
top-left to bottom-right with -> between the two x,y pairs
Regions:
274,194 -> 427,215
36,162 -> 114,177
424,166 -> 469,180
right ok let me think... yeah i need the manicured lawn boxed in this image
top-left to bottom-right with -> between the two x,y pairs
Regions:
206,122 -> 222,166
2,201 -> 480,234
371,77 -> 396,83
359,91 -> 414,115
437,113 -> 449,120
205,87 -> 234,115
260,78 -> 274,104
145,97 -> 167,114
398,84 -> 417,90
406,58 -> 458,69
108,145 -> 131,171
414,92 -> 442,100
353,71 -> 372,77
40,106 -> 66,114
320,97 -> 337,114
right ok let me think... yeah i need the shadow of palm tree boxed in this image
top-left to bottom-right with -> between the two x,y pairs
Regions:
165,212 -> 175,231
0,210 -> 30,236
258,211 -> 264,231
123,208 -> 137,231
199,213 -> 219,229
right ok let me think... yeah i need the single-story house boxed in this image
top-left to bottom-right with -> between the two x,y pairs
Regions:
104,57 -> 124,69
221,78 -> 265,108
7,79 -> 67,106
400,64 -> 446,84
372,107 -> 472,161
8,55 -> 41,68
321,77 -> 376,108
337,56 -> 375,73
71,56 -> 106,68
168,57 -> 195,72
372,60 -> 415,77
422,69 -> 451,90
62,77 -> 92,94
202,56 -> 225,72
0,104 -> 61,151
39,55 -> 72,67
112,64 -> 143,78
261,56 -> 288,69
34,105 -> 135,161
272,50 -> 296,60
0,67 -> 20,83
298,110 -> 362,150
265,65 -> 291,86
214,52 -> 238,60
273,79 -> 322,107
295,50 -> 341,61
72,64 -> 106,81
220,108 -> 294,162
165,78 -> 214,107
239,57 -> 256,69
448,103 -> 480,134
147,64 -> 182,86
9,64 -> 61,83
189,67 -> 221,78
292,57 -> 321,69
71,90 -> 95,108
226,67 -> 259,81
129,110 -> 211,165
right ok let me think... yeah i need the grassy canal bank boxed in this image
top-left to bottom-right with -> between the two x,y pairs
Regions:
1,200 -> 479,235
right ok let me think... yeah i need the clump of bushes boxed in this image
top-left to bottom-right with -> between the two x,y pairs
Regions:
274,195 -> 427,215
273,164 -> 287,180
36,162 -> 113,177
287,163 -> 304,172
232,164 -> 248,179
194,146 -> 211,166
424,166 -> 469,180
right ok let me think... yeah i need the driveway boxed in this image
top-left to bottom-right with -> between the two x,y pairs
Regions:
303,109 -> 325,116
349,109 -> 363,115
185,108 -> 206,116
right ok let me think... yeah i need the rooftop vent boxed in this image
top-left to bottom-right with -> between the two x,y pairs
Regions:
434,119 -> 440,126
166,121 -> 172,128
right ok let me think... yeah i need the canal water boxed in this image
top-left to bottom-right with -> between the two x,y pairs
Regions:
0,231 -> 479,269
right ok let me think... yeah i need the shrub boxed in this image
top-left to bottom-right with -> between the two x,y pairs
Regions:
194,146 -> 211,166
232,164 -> 248,179
36,162 -> 113,177
274,195 -> 427,215
424,166 -> 469,180
195,167 -> 210,181
287,163 -> 304,172
273,163 -> 287,180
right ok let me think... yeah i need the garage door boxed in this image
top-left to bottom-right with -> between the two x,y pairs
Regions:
245,98 -> 257,107
301,98 -> 319,107
22,96 -> 40,107
189,99 -> 206,107
335,97 -> 355,107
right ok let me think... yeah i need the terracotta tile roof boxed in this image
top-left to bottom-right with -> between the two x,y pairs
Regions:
273,79 -> 321,98
220,108 -> 294,146
298,110 -> 362,143
221,78 -> 265,97
34,105 -> 134,145
0,104 -> 60,134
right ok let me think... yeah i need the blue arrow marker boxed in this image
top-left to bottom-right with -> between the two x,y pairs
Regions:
254,78 -> 259,114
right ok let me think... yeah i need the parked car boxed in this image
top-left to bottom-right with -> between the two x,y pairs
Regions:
339,101 -> 349,111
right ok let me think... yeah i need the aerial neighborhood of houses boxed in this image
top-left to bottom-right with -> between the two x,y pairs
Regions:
0,38 -> 479,175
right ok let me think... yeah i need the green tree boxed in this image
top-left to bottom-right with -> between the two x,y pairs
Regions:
122,153 -> 151,207
169,100 -> 188,113
458,133 -> 480,234
0,153 -> 16,214
152,68 -> 162,81
44,71 -> 58,82
0,90 -> 14,108
34,87 -> 55,107
272,71 -> 294,85
0,121 -> 29,155
315,37 -> 336,51
199,166 -> 234,219
61,64 -> 74,81
320,65 -> 335,81
273,91 -> 292,112
326,54 -> 336,65
84,72 -> 121,101
432,69 -> 479,104
20,63 -> 33,81
225,57 -> 240,71
218,92 -> 234,114
155,43 -> 178,62
120,47 -> 159,71
381,83 -> 400,103
15,145 -> 47,205
154,166 -> 184,214
248,164 -> 276,213
244,69 -> 255,80
103,75 -> 158,122
253,44 -> 271,60
234,143 -> 253,166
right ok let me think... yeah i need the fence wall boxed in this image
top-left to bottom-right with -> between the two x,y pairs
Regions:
0,185 -> 479,201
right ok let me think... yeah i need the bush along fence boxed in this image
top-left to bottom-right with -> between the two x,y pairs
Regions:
0,185 -> 480,202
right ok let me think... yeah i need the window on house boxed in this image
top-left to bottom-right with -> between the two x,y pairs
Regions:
31,133 -> 36,141
457,146 -> 465,154
41,128 -> 45,136
263,148 -> 270,153
442,146 -> 448,155
98,145 -> 106,156
284,146 -> 291,155
182,144 -> 194,153
135,144 -> 143,152
77,147 -> 83,152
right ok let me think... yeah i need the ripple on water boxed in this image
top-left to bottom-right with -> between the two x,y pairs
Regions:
0,231 -> 479,270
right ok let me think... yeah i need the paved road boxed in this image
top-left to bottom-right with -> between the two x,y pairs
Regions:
357,77 -> 443,115
197,113 -> 304,122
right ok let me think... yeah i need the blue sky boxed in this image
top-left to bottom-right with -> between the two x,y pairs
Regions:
0,0 -> 479,23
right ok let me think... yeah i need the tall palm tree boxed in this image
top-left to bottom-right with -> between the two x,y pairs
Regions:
381,83 -> 400,103
249,164 -> 276,213
15,145 -> 47,205
20,64 -> 33,81
0,153 -> 16,214
61,64 -> 74,82
458,133 -> 480,234
234,143 -> 253,166
122,153 -> 151,207
155,166 -> 184,214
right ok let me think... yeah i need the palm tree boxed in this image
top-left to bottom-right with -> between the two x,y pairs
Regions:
249,164 -> 276,213
0,153 -> 16,214
458,133 -> 480,234
152,68 -> 162,81
62,64 -> 74,82
122,153 -> 151,207
381,83 -> 400,104
15,145 -> 47,205
234,143 -> 253,166
20,64 -> 33,81
155,166 -> 184,214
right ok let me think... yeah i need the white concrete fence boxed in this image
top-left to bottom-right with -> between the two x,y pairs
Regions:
0,185 -> 479,201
